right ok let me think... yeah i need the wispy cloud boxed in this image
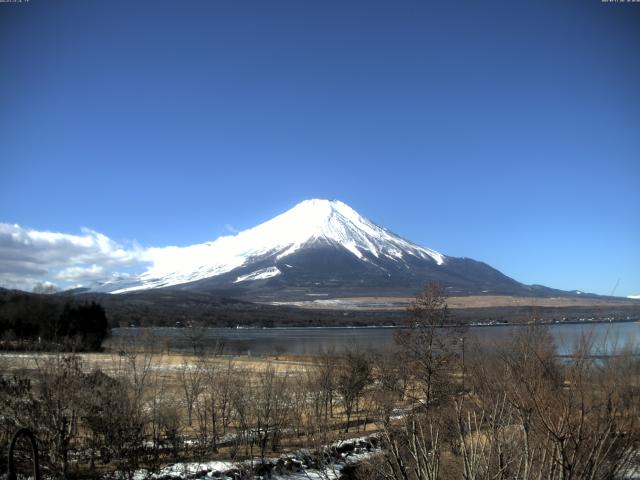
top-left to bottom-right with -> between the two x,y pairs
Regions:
0,223 -> 147,292
225,223 -> 239,234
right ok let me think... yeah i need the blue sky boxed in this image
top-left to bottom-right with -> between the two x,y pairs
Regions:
1,0 -> 639,296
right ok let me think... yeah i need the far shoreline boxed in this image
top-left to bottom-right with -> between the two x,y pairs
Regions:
112,317 -> 640,331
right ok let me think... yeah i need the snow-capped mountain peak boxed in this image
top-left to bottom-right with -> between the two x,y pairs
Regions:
250,199 -> 444,263
107,199 -> 445,293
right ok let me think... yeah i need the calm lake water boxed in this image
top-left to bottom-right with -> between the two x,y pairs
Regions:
109,321 -> 640,357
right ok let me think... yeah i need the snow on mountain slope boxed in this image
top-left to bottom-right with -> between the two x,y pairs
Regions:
234,266 -> 281,283
107,199 -> 445,293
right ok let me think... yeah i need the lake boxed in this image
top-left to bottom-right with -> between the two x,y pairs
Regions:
108,321 -> 640,357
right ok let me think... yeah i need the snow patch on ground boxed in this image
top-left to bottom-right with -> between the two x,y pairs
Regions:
121,434 -> 381,480
145,460 -> 235,479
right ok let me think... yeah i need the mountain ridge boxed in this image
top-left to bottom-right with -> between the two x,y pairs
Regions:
100,199 -> 447,294
91,199 -> 586,300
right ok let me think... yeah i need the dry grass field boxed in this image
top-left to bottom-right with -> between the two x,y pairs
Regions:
270,294 -> 640,310
0,350 -> 314,381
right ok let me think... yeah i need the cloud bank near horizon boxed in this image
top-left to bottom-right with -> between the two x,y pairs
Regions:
0,223 -> 148,292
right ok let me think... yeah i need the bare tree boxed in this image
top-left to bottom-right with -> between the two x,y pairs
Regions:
313,347 -> 339,423
336,349 -> 371,433
252,365 -> 292,460
378,412 -> 442,480
466,324 -> 640,480
181,321 -> 209,355
395,282 -> 461,408
371,350 -> 411,423
80,369 -> 146,477
196,358 -> 235,453
178,356 -> 205,427
229,367 -> 252,459
32,354 -> 84,479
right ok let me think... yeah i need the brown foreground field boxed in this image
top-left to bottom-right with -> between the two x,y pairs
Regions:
0,346 -> 395,479
2,286 -> 640,480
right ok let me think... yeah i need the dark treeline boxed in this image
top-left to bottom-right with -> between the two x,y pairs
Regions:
5,287 -> 636,330
2,287 -> 639,332
0,291 -> 109,351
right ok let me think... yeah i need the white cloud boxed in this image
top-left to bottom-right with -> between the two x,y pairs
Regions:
0,223 -> 147,291
225,223 -> 239,234
628,294 -> 640,300
56,264 -> 106,281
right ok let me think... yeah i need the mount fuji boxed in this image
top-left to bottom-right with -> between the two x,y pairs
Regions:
95,199 -> 562,300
